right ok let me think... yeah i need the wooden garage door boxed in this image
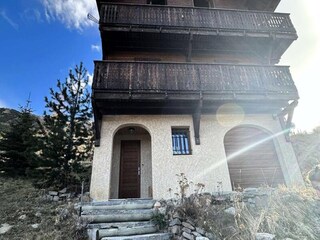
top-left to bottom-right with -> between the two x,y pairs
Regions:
119,140 -> 141,198
224,126 -> 285,189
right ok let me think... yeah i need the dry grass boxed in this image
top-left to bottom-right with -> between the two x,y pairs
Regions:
169,186 -> 320,240
234,186 -> 320,240
0,176 -> 87,240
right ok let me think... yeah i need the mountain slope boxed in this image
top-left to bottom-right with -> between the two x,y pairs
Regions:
0,108 -> 21,136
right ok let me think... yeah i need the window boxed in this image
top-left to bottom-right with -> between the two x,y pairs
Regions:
147,0 -> 166,5
194,0 -> 213,8
172,128 -> 191,155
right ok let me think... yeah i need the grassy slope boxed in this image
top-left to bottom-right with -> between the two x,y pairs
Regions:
291,129 -> 320,179
0,177 -> 86,240
174,187 -> 320,240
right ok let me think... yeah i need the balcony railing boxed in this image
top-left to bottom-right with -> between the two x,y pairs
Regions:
93,61 -> 298,98
100,3 -> 296,35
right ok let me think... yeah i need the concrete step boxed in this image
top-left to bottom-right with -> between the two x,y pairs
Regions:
82,209 -> 156,223
82,199 -> 156,211
100,233 -> 172,240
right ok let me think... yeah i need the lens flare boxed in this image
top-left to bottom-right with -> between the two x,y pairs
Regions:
216,103 -> 245,127
196,128 -> 293,180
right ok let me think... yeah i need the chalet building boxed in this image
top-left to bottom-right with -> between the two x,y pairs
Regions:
90,0 -> 304,201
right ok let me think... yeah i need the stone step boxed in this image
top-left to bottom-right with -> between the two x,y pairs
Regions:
100,233 -> 172,240
87,221 -> 155,229
97,224 -> 157,238
82,209 -> 156,223
82,199 -> 156,211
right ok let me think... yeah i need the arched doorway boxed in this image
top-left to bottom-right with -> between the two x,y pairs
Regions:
110,126 -> 152,199
224,126 -> 285,189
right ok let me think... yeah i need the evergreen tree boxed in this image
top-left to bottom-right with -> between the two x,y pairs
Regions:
40,63 -> 93,188
0,99 -> 39,176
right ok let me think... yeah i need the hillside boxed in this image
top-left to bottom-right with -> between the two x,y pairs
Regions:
0,177 -> 87,239
291,128 -> 320,179
0,108 -> 21,135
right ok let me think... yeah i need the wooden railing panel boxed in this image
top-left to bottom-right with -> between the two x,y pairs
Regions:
93,61 -> 298,97
100,4 -> 296,34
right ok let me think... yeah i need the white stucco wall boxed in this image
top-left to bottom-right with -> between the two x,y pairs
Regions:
90,113 -> 304,201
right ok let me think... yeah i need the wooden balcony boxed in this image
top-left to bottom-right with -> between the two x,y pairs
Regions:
93,61 -> 297,100
92,61 -> 298,145
99,3 -> 297,63
100,4 -> 296,37
93,60 -> 298,117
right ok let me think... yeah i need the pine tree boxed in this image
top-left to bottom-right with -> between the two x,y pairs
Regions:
40,63 -> 93,188
0,99 -> 39,176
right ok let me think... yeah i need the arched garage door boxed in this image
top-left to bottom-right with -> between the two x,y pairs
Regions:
224,126 -> 285,189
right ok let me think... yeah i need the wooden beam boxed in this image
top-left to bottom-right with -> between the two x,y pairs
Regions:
93,99 -> 102,147
187,33 -> 193,62
192,100 -> 203,145
286,105 -> 295,130
278,116 -> 290,142
276,100 -> 298,142
277,100 -> 298,117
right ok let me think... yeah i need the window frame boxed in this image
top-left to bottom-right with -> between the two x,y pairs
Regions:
171,127 -> 192,156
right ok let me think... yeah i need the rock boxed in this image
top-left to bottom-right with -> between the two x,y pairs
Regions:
31,224 -> 40,229
154,201 -> 161,208
196,227 -> 206,235
192,231 -> 202,237
170,218 -> 182,226
244,188 -> 258,193
53,196 -> 60,201
182,227 -> 192,234
182,231 -> 195,240
224,207 -> 236,216
0,224 -> 13,235
60,193 -> 71,198
186,218 -> 196,226
48,191 -> 58,196
243,188 -> 259,198
171,225 -> 181,235
196,237 -> 209,240
214,196 -> 227,202
205,232 -> 218,240
182,222 -> 195,230
173,211 -> 182,219
18,214 -> 27,220
248,198 -> 256,204
59,188 -> 67,194
35,212 -> 42,217
256,233 -> 275,240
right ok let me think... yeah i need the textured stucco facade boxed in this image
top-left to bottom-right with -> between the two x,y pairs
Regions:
90,112 -> 304,201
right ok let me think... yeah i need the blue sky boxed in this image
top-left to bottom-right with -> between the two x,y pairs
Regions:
0,0 -> 319,131
0,0 -> 100,114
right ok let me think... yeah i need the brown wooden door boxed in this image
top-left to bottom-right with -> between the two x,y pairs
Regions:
224,127 -> 285,189
119,140 -> 141,198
